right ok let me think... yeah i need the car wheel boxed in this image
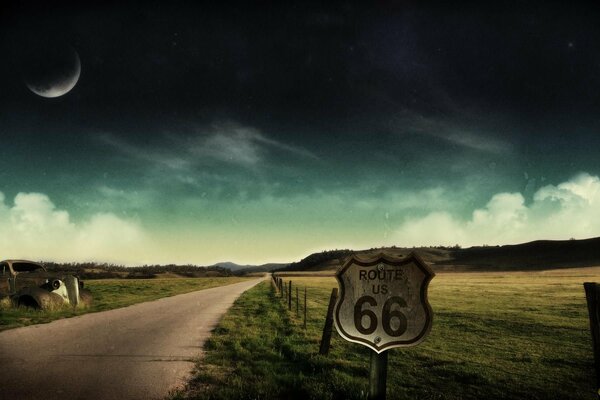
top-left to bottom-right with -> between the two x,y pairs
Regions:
18,295 -> 41,309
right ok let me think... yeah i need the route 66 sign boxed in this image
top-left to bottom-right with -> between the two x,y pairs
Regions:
334,252 -> 435,353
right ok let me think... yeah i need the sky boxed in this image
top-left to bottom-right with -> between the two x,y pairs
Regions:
1,2 -> 600,265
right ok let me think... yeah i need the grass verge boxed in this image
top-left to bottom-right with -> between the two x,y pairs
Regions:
173,270 -> 598,399
0,277 -> 253,331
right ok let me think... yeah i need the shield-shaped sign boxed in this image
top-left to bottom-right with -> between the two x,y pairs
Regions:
334,252 -> 435,353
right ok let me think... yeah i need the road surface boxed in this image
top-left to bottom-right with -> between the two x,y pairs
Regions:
0,277 -> 264,400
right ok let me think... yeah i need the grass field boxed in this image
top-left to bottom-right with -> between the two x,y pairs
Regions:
0,276 -> 252,331
174,268 -> 599,399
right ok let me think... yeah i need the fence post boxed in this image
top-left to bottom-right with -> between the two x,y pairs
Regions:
319,287 -> 338,355
288,281 -> 292,311
304,287 -> 307,329
296,286 -> 299,317
584,282 -> 600,399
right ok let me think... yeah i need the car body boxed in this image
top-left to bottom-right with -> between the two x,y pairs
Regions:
0,259 -> 92,309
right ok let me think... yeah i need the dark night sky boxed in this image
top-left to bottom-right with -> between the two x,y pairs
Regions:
1,1 -> 600,265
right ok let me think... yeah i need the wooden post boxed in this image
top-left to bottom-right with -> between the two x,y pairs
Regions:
281,279 -> 285,298
304,287 -> 307,329
296,286 -> 299,316
288,280 -> 292,311
319,287 -> 338,355
584,282 -> 600,399
369,351 -> 388,400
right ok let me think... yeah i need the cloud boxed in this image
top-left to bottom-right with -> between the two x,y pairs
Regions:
188,122 -> 317,166
97,134 -> 191,170
0,191 -> 147,264
5,173 -> 597,265
196,128 -> 263,165
393,172 -> 600,246
444,131 -> 509,154
98,121 -> 317,170
392,112 -> 511,154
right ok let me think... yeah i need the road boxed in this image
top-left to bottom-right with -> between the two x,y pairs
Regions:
0,277 -> 264,400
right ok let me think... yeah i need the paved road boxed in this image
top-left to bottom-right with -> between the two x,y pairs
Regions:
0,277 -> 264,400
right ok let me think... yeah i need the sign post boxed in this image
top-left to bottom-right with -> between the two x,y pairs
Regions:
370,351 -> 388,400
334,252 -> 435,399
584,282 -> 600,399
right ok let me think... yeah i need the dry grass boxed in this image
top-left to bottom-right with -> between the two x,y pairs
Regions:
0,277 -> 253,331
175,267 -> 600,399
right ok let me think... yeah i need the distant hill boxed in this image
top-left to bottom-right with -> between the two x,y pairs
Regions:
448,237 -> 600,270
211,262 -> 253,272
281,249 -> 354,272
211,261 -> 288,273
276,246 -> 455,272
231,263 -> 289,275
275,237 -> 600,273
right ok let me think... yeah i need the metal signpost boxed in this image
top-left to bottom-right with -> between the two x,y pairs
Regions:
334,252 -> 435,399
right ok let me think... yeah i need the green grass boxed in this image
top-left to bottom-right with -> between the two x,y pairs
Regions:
173,269 -> 598,399
0,277 -> 252,331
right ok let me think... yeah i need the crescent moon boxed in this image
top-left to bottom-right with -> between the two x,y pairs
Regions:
24,47 -> 81,98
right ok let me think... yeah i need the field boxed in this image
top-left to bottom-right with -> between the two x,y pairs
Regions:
174,268 -> 599,399
0,276 -> 252,331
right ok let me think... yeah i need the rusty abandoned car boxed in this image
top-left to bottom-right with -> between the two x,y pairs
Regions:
0,260 -> 92,309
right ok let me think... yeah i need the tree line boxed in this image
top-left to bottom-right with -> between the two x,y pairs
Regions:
43,262 -> 233,279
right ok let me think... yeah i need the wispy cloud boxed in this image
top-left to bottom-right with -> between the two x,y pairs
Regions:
187,122 -> 317,166
98,121 -> 317,170
444,131 -> 509,154
391,112 -> 512,154
98,134 -> 191,170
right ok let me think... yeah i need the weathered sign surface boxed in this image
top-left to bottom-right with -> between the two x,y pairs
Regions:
334,252 -> 435,353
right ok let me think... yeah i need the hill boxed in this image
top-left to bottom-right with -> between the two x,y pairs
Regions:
276,237 -> 600,273
211,262 -> 253,272
209,262 -> 288,274
448,237 -> 600,270
232,263 -> 289,275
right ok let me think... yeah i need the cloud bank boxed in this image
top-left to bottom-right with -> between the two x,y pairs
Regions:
1,172 -> 600,265
394,173 -> 600,247
0,191 -> 146,264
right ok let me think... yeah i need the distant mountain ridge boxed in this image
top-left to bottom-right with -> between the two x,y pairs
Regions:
449,237 -> 600,270
276,237 -> 600,272
211,261 -> 288,274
